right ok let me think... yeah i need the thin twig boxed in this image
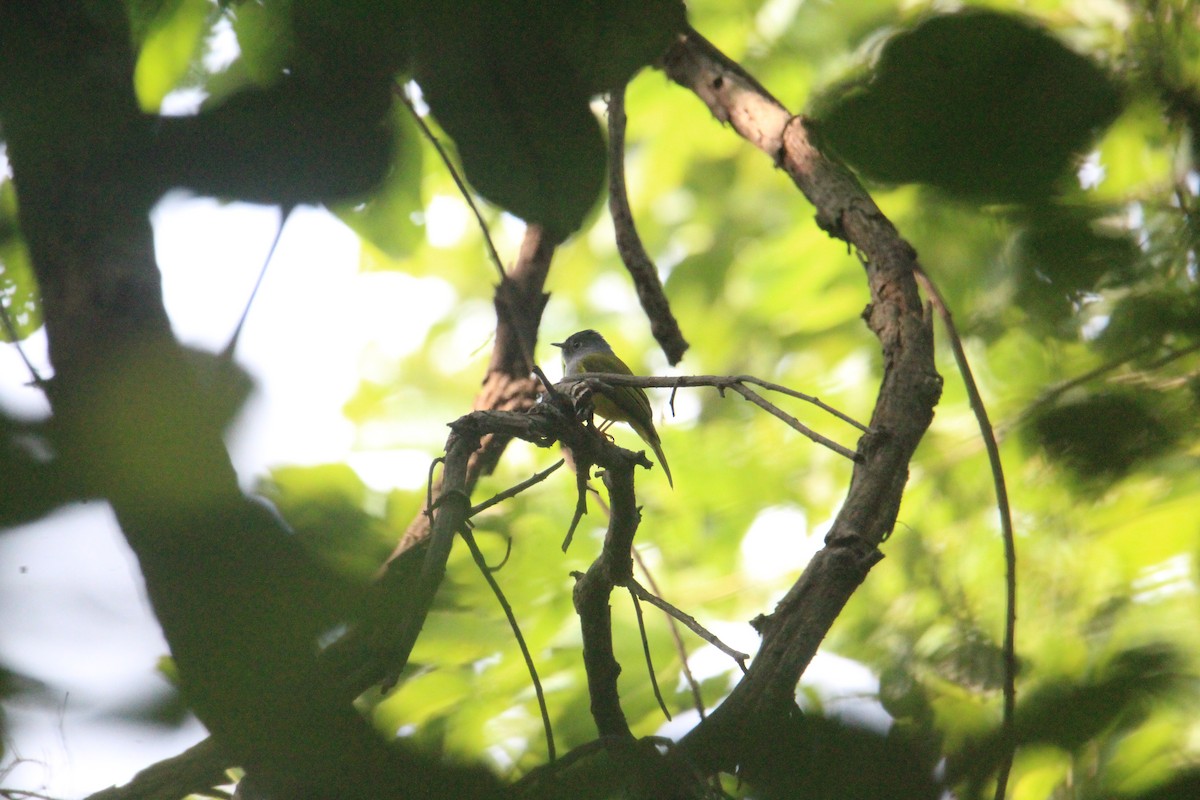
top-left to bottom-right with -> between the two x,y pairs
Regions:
531,365 -> 557,396
628,579 -> 749,671
391,227 -> 555,560
0,294 -> 47,390
423,457 -> 444,525
220,203 -> 293,360
558,373 -> 864,461
483,535 -> 513,572
460,525 -> 556,762
562,465 -> 590,552
395,83 -> 505,280
536,366 -> 597,552
727,382 -> 859,461
630,591 -> 672,721
914,268 -> 1016,800
1002,341 -> 1200,440
508,738 -> 610,794
560,372 -> 868,430
2,790 -> 62,800
1140,339 -> 1200,371
468,459 -> 564,517
733,375 -> 870,432
634,547 -> 706,719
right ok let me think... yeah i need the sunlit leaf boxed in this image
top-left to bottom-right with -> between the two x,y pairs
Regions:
0,183 -> 41,342
132,0 -> 214,110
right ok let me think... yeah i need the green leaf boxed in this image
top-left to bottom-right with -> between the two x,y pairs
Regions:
229,0 -> 295,86
411,1 -> 608,239
1027,390 -> 1185,483
0,182 -> 41,342
162,73 -> 395,204
334,102 -> 425,259
132,0 -> 214,110
260,464 -> 395,580
1097,290 -> 1200,357
1013,646 -> 1188,752
291,0 -> 412,84
1010,207 -> 1139,335
813,10 -> 1122,201
557,0 -> 687,94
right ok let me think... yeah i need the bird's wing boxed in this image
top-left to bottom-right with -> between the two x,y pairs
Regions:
577,351 -> 651,420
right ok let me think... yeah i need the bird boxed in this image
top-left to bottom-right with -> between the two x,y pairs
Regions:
553,329 -> 673,487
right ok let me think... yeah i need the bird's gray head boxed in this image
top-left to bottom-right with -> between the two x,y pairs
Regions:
552,329 -> 614,373
553,329 -> 613,356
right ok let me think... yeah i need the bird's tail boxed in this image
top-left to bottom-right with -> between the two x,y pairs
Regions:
652,438 -> 674,488
633,421 -> 673,488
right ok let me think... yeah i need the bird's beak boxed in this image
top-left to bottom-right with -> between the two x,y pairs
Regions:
551,341 -> 564,348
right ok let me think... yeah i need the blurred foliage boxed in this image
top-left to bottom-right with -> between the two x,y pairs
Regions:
814,10 -> 1123,201
3,0 -> 1200,798
128,0 -> 216,110
0,182 -> 40,343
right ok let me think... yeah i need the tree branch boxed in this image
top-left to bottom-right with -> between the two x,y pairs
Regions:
559,373 -> 867,461
84,739 -> 229,800
570,452 -> 640,739
390,224 -> 556,558
628,579 -> 749,670
460,525 -> 556,762
660,25 -> 941,778
607,84 -> 689,364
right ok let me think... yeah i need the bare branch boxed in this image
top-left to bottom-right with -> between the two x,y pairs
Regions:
628,579 -> 749,671
634,548 -> 707,719
1002,340 -> 1200,437
558,373 -> 867,461
660,26 -> 940,777
380,429 -> 479,692
460,525 -> 556,762
391,225 -> 555,558
630,590 -> 673,721
914,268 -> 1017,800
468,459 -> 565,517
570,450 -> 640,738
562,462 -> 591,553
219,204 -> 293,361
734,375 -> 871,432
560,373 -> 867,428
726,382 -> 859,462
366,386 -> 649,699
607,84 -> 689,364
